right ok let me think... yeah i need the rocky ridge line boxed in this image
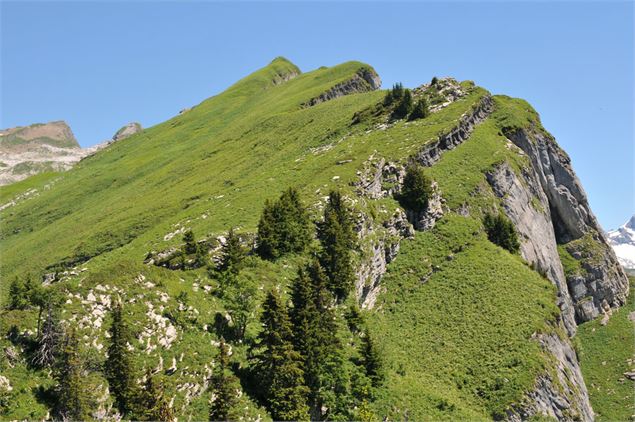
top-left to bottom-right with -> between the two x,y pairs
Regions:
302,67 -> 382,108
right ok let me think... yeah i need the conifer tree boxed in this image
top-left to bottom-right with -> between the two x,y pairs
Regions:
253,290 -> 308,421
138,370 -> 174,421
218,228 -> 246,275
290,261 -> 348,419
257,188 -> 311,260
399,164 -> 433,213
392,88 -> 413,119
183,230 -> 197,255
409,98 -> 430,120
209,338 -> 240,421
317,191 -> 356,300
360,330 -> 384,387
55,328 -> 92,420
105,302 -> 138,416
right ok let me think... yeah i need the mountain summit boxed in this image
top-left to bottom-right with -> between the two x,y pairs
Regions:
0,59 -> 630,421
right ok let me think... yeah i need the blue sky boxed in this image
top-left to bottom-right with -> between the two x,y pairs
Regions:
1,1 -> 633,229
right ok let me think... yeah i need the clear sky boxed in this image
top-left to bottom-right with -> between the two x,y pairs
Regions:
1,1 -> 633,230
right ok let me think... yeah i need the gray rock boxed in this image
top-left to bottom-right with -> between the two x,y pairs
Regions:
486,161 -> 577,336
302,67 -> 381,108
507,332 -> 593,422
112,122 -> 143,141
507,128 -> 629,323
415,95 -> 494,167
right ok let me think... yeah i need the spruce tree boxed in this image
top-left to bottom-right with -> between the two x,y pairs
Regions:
392,88 -> 413,119
218,228 -> 246,275
55,328 -> 92,420
360,330 -> 384,387
290,262 -> 348,419
317,191 -> 356,300
183,230 -> 197,255
138,370 -> 174,421
253,290 -> 308,421
399,164 -> 433,213
105,302 -> 138,416
209,339 -> 239,421
409,98 -> 430,120
257,188 -> 311,260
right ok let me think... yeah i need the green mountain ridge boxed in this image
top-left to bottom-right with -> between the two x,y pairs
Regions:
0,58 -> 630,421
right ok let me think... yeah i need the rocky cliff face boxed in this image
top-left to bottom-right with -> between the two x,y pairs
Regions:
505,128 -> 629,324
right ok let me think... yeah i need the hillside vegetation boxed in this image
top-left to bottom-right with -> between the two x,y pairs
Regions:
0,57 -> 630,420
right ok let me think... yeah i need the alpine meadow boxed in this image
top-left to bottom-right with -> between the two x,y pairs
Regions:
0,56 -> 632,422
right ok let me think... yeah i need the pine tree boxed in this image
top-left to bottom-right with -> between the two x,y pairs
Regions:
384,82 -> 404,106
105,302 -> 138,416
257,188 -> 311,260
399,164 -> 433,213
360,330 -> 384,387
431,76 -> 439,85
253,290 -> 308,421
183,230 -> 197,255
137,370 -> 174,421
218,228 -> 246,275
317,191 -> 356,300
209,339 -> 240,421
55,328 -> 92,420
195,243 -> 208,268
409,98 -> 430,120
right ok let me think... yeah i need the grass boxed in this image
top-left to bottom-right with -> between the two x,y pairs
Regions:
0,171 -> 61,204
577,278 -> 635,421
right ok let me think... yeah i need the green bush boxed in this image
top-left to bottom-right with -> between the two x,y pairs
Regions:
483,213 -> 520,254
399,165 -> 433,213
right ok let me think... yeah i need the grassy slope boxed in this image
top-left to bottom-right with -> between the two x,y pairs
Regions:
577,279 -> 635,421
0,58 -> 624,420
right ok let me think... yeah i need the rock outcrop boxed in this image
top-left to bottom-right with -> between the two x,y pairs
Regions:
0,121 -> 85,185
112,122 -> 143,141
415,95 -> 494,167
508,332 -> 593,421
302,67 -> 381,107
505,128 -> 629,323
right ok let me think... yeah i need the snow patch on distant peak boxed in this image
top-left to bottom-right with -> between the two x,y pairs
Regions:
607,215 -> 635,269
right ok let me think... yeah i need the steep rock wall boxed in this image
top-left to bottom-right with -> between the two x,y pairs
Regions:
506,128 -> 629,323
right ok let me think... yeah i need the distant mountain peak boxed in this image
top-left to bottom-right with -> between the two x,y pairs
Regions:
607,215 -> 635,269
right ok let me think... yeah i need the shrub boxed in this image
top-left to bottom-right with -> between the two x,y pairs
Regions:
399,165 -> 433,213
483,213 -> 520,254
431,76 -> 439,85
